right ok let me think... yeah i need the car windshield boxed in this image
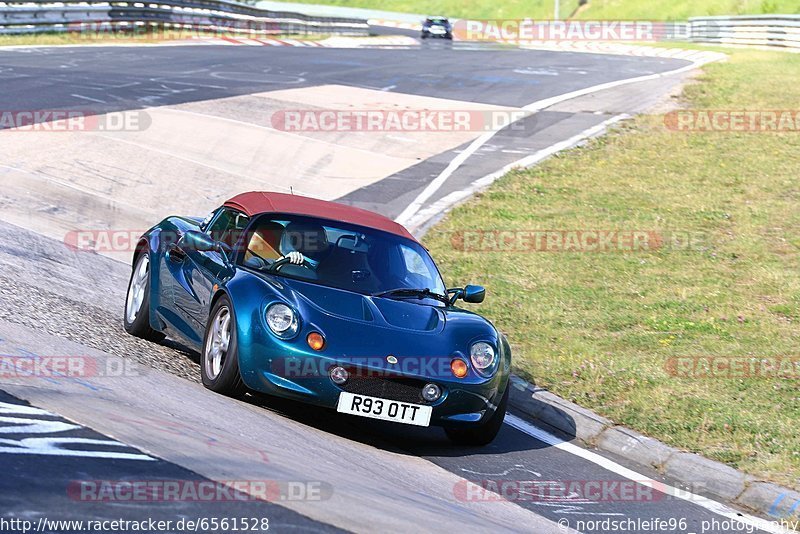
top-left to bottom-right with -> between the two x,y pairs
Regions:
239,214 -> 447,300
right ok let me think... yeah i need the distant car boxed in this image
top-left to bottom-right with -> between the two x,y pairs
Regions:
124,192 -> 510,445
421,16 -> 453,40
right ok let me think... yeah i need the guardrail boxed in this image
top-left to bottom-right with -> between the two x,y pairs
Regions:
689,15 -> 800,49
0,0 -> 370,36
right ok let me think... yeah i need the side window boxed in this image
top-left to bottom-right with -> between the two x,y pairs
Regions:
199,209 -> 218,231
400,245 -> 429,277
207,208 -> 249,249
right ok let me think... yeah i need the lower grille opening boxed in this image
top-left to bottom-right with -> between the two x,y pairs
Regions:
338,368 -> 428,405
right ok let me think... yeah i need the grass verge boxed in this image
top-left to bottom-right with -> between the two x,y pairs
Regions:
267,0 -> 574,19
425,48 -> 800,489
581,0 -> 799,19
269,0 -> 799,20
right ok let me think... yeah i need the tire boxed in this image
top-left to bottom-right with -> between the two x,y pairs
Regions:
201,295 -> 247,397
123,251 -> 165,342
445,384 -> 508,446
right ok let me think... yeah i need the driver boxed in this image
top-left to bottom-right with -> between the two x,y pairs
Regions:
244,221 -> 304,267
279,221 -> 331,268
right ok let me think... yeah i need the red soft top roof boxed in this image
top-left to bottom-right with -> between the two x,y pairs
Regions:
223,191 -> 416,241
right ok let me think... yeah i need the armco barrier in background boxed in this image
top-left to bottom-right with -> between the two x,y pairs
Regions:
689,15 -> 800,50
0,0 -> 369,36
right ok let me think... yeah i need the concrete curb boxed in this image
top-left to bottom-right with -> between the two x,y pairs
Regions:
507,374 -> 800,522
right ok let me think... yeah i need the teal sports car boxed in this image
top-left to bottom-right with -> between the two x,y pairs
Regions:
124,192 -> 510,445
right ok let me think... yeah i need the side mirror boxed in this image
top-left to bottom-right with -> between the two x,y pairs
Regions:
180,230 -> 218,252
463,285 -> 486,303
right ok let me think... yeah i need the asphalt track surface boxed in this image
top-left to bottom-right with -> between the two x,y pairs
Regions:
0,391 -> 341,533
2,42 -> 679,109
0,39 -> 703,232
0,29 -> 777,534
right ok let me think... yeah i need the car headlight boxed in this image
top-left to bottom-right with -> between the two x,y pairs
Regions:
266,303 -> 298,338
470,342 -> 496,372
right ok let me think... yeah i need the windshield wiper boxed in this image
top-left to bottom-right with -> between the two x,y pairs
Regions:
371,288 -> 450,305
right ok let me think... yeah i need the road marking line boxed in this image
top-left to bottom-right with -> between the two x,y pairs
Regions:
405,114 -> 628,232
0,402 -> 155,461
0,437 -> 156,460
70,93 -> 107,104
395,55 -> 721,227
0,416 -> 80,435
148,79 -> 228,89
504,413 -> 792,534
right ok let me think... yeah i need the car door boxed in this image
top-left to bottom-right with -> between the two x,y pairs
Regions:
171,208 -> 249,339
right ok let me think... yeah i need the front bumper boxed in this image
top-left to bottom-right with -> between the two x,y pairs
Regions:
240,351 -> 509,428
422,30 -> 452,39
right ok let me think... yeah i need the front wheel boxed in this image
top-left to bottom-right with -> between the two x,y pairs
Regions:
123,251 -> 165,342
445,385 -> 508,446
201,296 -> 247,397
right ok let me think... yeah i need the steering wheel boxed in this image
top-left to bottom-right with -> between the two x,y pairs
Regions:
267,256 -> 313,273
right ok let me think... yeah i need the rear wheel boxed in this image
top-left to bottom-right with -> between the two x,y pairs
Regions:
201,296 -> 247,397
445,385 -> 508,446
123,251 -> 165,342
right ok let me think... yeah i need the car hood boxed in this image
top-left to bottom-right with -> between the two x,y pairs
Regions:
252,275 -> 499,352
230,272 -> 501,377
281,277 -> 444,332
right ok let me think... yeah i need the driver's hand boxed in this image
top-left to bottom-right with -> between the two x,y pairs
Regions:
282,251 -> 304,265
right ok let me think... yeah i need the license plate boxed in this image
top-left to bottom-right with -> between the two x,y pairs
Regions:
336,392 -> 432,427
